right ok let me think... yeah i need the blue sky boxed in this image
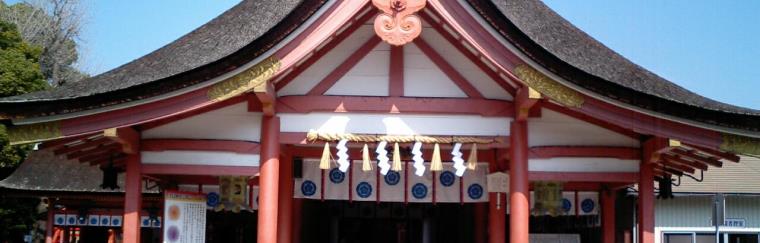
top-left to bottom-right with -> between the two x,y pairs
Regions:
66,1 -> 760,109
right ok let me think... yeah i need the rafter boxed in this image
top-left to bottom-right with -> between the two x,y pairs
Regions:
669,148 -> 722,168
660,153 -> 709,171
413,37 -> 484,98
53,136 -> 110,155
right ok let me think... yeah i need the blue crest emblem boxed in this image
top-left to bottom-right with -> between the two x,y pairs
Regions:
112,218 -> 120,226
206,192 -> 220,207
562,198 -> 572,212
68,217 -> 75,225
384,171 -> 401,185
356,182 -> 373,198
581,198 -> 595,213
329,168 -> 345,184
101,217 -> 109,225
142,218 -> 150,226
90,217 -> 99,225
56,217 -> 64,225
439,171 -> 456,187
468,184 -> 484,200
301,180 -> 317,196
412,183 -> 428,199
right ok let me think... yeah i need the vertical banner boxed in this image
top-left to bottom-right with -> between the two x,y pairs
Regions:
379,164 -> 405,202
407,162 -> 432,203
435,162 -> 459,203
294,159 -> 322,199
54,214 -> 66,226
164,191 -> 207,243
561,191 -> 576,216
88,215 -> 100,226
324,167 -> 349,200
577,192 -> 599,215
351,161 -> 377,201
462,163 -> 489,202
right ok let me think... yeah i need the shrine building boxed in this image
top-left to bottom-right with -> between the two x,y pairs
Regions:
1,0 -> 759,243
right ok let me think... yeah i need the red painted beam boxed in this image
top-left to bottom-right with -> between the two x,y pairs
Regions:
39,133 -> 97,150
670,148 -> 722,167
141,139 -> 261,154
389,45 -> 404,97
413,37 -> 484,99
515,87 -> 540,121
529,172 -> 639,183
104,127 -> 140,154
660,153 -> 710,171
657,160 -> 696,174
53,136 -> 110,155
307,36 -> 382,95
141,164 -> 259,176
66,143 -> 120,160
277,95 -> 519,117
256,81 -> 276,116
682,142 -> 740,162
529,146 -> 641,160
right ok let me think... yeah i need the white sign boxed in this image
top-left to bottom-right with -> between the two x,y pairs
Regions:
725,218 -> 746,228
164,191 -> 207,243
487,172 -> 509,193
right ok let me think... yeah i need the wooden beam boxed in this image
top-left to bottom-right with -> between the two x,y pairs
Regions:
389,45 -> 404,97
53,136 -> 110,155
657,160 -> 696,174
65,143 -> 121,160
670,148 -> 723,167
515,87 -> 540,121
104,127 -> 140,154
682,142 -> 740,162
38,134 -> 96,150
528,172 -> 638,183
141,139 -> 260,154
306,36 -> 382,95
660,153 -> 709,171
277,95 -> 524,117
529,146 -> 641,160
413,37 -> 484,98
255,81 -> 276,116
141,164 -> 259,176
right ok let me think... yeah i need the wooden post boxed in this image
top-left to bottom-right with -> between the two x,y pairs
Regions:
278,150 -> 293,243
45,203 -> 54,243
638,162 -> 655,243
258,115 -> 281,243
488,192 -> 506,243
292,199 -> 303,243
602,189 -> 616,243
509,120 -> 529,243
474,203 -> 487,243
123,152 -> 142,243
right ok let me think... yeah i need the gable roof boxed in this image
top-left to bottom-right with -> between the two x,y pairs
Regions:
469,0 -> 760,132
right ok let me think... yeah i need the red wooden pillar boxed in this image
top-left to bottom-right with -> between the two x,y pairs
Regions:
509,120 -> 529,243
292,199 -> 303,243
638,162 -> 655,243
123,152 -> 142,243
46,203 -> 54,243
602,189 -> 616,243
488,192 -> 507,243
258,115 -> 281,243
474,203 -> 487,243
278,150 -> 294,243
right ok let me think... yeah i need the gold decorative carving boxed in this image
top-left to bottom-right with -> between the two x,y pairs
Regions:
7,122 -> 62,145
207,56 -> 281,101
513,65 -> 584,108
720,133 -> 760,156
372,0 -> 426,46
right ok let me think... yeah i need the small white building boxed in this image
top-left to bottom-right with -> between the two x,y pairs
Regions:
656,156 -> 760,243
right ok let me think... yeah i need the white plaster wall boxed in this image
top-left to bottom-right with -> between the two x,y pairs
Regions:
142,103 -> 263,141
529,158 -> 639,172
403,43 -> 468,98
420,24 -> 513,100
280,112 -> 510,136
324,42 -> 390,96
528,109 -> 639,147
278,25 -> 376,96
141,150 -> 260,167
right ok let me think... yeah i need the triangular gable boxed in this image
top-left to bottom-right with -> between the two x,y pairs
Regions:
403,43 -> 467,98
325,42 -> 390,96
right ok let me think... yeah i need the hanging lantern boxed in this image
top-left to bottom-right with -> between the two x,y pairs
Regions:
319,142 -> 331,170
467,143 -> 478,170
430,143 -> 443,171
362,144 -> 372,171
391,142 -> 403,171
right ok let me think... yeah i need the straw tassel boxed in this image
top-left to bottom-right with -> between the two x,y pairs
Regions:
362,144 -> 372,171
319,142 -> 331,170
392,142 -> 403,171
430,143 -> 443,171
467,143 -> 478,170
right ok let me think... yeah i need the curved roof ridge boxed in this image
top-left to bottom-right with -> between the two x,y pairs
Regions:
0,0 -> 307,102
485,0 -> 760,116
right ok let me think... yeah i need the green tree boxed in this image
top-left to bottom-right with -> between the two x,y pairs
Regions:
0,20 -> 48,242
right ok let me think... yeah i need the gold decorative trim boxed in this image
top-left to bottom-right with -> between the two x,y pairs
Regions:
207,56 -> 281,101
513,65 -> 584,108
720,133 -> 760,156
7,122 -> 62,145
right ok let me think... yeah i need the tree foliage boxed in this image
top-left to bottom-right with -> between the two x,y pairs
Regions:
0,0 -> 88,86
